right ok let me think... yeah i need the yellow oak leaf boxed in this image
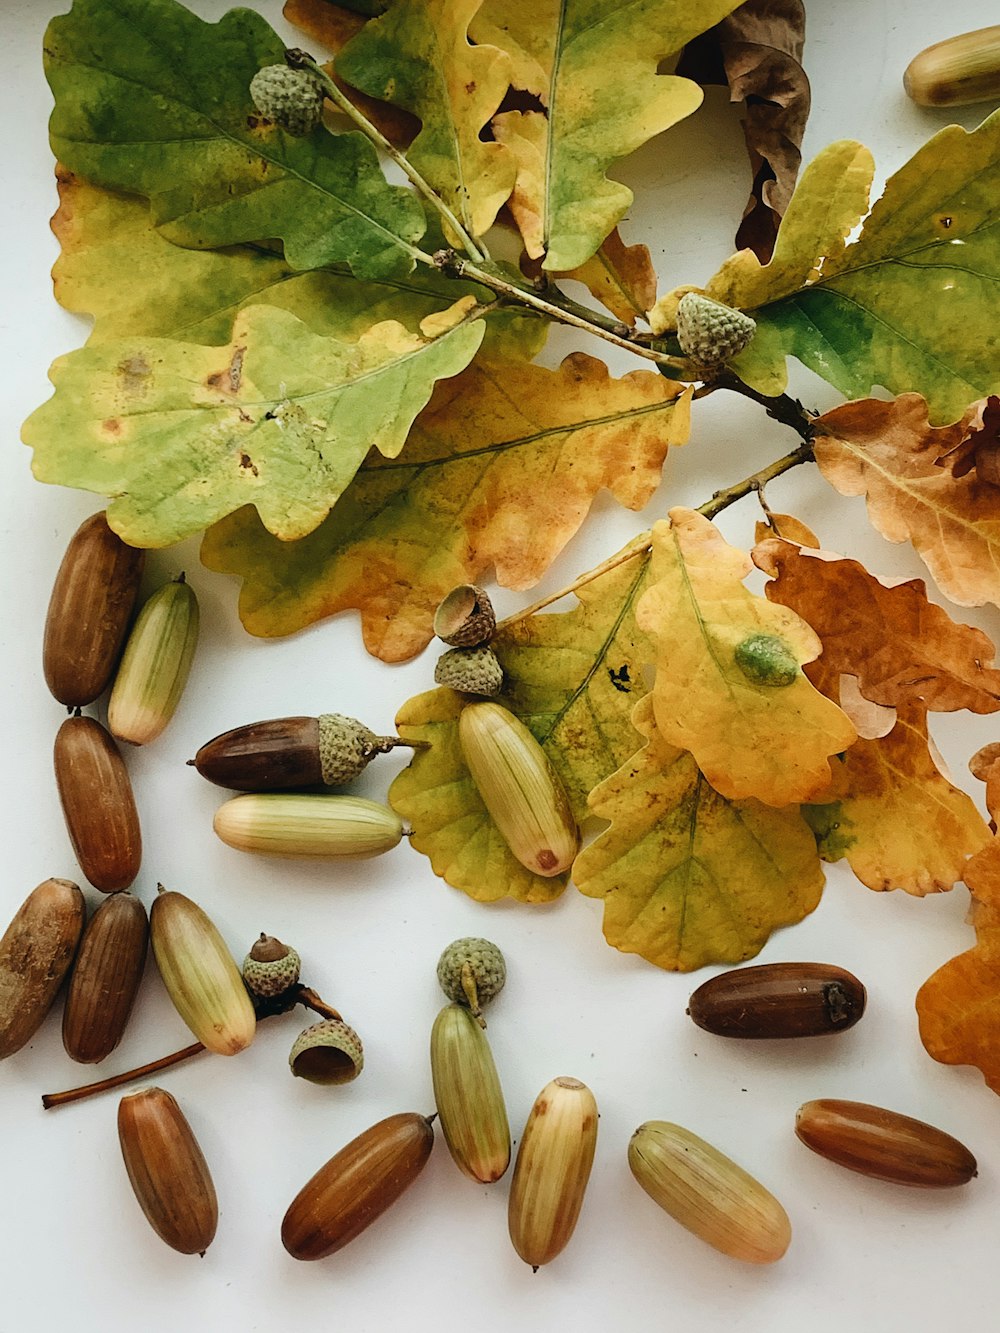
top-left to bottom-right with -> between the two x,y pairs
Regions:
812,394 -> 1000,611
635,509 -> 856,807
201,356 -> 691,658
556,229 -> 659,328
573,697 -> 824,972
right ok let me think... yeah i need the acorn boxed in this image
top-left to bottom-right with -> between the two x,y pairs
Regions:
0,878 -> 86,1059
43,511 -> 145,707
191,713 -> 410,791
431,1003 -> 511,1183
436,937 -> 506,1026
54,713 -> 142,892
242,934 -> 302,998
434,645 -> 504,696
794,1100 -> 978,1187
433,584 -> 496,647
213,793 -> 404,859
687,962 -> 867,1040
62,891 -> 149,1064
289,1019 -> 364,1085
108,575 -> 200,745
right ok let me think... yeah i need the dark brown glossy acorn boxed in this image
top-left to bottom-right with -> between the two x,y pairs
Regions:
687,962 -> 866,1039
54,714 -> 142,892
795,1099 -> 978,1187
281,1112 -> 434,1260
62,891 -> 148,1063
43,511 -> 145,707
190,714 -> 408,791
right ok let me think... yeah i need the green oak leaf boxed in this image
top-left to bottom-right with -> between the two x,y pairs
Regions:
23,303 -> 484,546
45,0 -> 426,280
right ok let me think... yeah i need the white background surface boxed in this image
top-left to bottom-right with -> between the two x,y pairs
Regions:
3,1 -> 1000,1329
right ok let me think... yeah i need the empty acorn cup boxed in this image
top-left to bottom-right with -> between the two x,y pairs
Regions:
290,1019 -> 364,1085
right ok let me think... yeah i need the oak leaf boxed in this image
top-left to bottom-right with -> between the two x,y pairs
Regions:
755,537 -> 1000,713
482,0 -> 743,270
937,396 -> 1000,488
388,689 -> 569,904
676,0 -> 809,263
23,304 -> 484,547
335,0 -> 515,242
555,230 -> 659,329
635,509 -> 856,807
200,358 -> 691,658
45,0 -> 426,281
573,697 -> 824,972
812,394 -> 1000,612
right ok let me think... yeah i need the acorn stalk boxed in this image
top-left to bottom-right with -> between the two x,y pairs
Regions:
0,878 -> 86,1059
213,793 -> 404,859
150,886 -> 256,1056
508,1077 -> 598,1268
458,702 -> 579,877
431,1004 -> 511,1183
63,891 -> 148,1064
118,1087 -> 218,1255
108,575 -> 199,745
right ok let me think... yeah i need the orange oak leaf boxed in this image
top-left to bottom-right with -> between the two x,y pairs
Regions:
754,537 -> 1000,713
635,508 -> 856,807
753,511 -> 818,547
813,394 -> 1000,610
557,229 -> 659,328
201,354 -> 691,659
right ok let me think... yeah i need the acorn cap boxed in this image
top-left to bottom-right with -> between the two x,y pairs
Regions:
318,714 -> 408,786
242,934 -> 302,997
437,938 -> 506,1024
433,585 -> 496,647
289,1019 -> 364,1085
434,645 -> 503,696
675,293 -> 756,369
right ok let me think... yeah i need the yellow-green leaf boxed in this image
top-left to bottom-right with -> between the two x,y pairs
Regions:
335,0 -> 515,241
24,304 -> 484,547
389,689 -> 569,904
483,0 -> 743,270
635,509 -> 856,806
574,697 -> 824,971
201,357 -> 690,658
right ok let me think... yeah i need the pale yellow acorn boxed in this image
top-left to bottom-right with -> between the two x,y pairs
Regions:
458,702 -> 579,877
904,26 -> 1000,106
149,886 -> 256,1056
628,1122 -> 791,1264
108,575 -> 200,745
508,1076 -> 598,1268
431,1004 -> 511,1183
213,793 -> 404,859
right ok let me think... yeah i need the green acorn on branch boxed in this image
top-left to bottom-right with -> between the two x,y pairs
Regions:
249,64 -> 325,136
676,293 -> 756,370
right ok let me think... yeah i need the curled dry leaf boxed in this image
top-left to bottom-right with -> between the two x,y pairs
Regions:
573,697 -> 824,972
936,395 -> 1000,487
676,0 -> 809,263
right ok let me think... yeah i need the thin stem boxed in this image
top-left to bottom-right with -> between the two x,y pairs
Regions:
290,51 -> 486,264
438,252 -> 689,373
296,987 -> 343,1023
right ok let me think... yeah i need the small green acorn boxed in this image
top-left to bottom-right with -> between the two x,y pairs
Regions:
242,934 -> 302,998
290,1019 -> 364,1085
437,938 -> 506,1027
250,64 -> 325,135
434,646 -> 504,696
676,293 -> 756,369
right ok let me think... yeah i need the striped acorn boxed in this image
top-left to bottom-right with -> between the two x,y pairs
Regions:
213,793 -> 404,859
795,1099 -> 978,1187
904,26 -> 1000,106
63,891 -> 148,1064
628,1122 -> 791,1264
54,714 -> 142,893
458,702 -> 579,877
0,878 -> 86,1059
508,1077 -> 598,1269
108,575 -> 199,745
118,1087 -> 218,1255
282,1112 -> 435,1260
43,511 -> 145,707
150,886 -> 256,1056
192,714 -> 408,791
431,1003 -> 511,1183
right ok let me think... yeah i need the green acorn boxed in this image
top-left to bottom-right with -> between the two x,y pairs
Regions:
676,293 -> 756,369
437,938 -> 506,1026
434,646 -> 504,697
250,64 -> 325,136
290,1019 -> 364,1085
242,934 -> 302,998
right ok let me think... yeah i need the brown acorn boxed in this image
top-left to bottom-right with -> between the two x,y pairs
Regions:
118,1087 -> 218,1255
795,1100 -> 978,1187
687,963 -> 867,1039
62,892 -> 149,1064
43,511 -> 145,707
0,878 -> 86,1059
54,714 -> 142,892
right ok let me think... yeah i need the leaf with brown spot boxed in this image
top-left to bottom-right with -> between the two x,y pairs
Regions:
676,0 -> 809,263
200,356 -> 691,658
813,394 -> 1000,612
755,537 -> 1000,713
